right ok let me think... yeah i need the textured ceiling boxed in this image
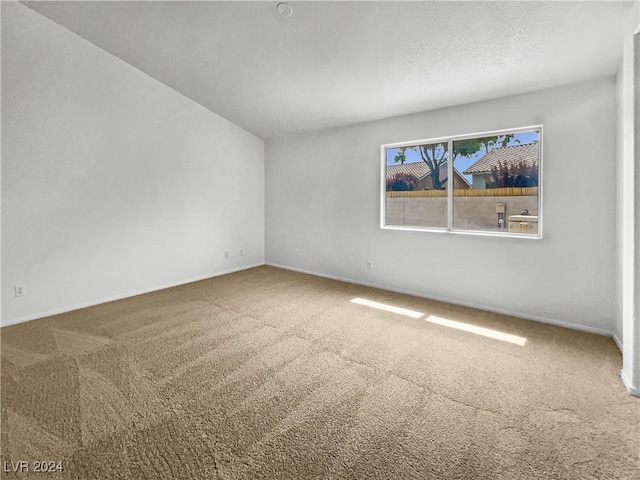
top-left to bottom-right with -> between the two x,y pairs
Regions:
21,1 -> 634,139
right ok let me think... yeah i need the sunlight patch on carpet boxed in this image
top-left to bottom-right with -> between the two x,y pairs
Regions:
425,315 -> 527,346
350,298 -> 424,318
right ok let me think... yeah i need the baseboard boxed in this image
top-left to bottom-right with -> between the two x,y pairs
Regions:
612,331 -> 624,353
265,262 -> 613,338
1,263 -> 265,328
621,370 -> 640,397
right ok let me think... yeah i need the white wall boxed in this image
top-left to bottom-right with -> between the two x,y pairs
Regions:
1,2 -> 265,326
266,77 -> 617,334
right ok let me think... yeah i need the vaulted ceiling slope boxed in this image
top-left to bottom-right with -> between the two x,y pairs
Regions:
22,1 -> 634,139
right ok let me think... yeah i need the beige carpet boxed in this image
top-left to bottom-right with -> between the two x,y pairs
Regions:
1,266 -> 638,479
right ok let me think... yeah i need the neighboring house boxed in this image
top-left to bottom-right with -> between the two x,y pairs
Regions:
386,161 -> 472,190
463,142 -> 539,189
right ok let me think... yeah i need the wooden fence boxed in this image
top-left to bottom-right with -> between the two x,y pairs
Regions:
386,187 -> 538,198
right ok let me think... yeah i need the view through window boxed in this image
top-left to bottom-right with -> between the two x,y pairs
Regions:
382,127 -> 541,237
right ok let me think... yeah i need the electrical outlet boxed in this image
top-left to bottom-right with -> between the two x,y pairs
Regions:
224,251 -> 229,259
14,286 -> 25,297
239,249 -> 244,256
367,260 -> 373,269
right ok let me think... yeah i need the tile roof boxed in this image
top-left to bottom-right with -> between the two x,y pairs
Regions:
386,161 -> 431,180
462,143 -> 539,175
386,161 -> 472,187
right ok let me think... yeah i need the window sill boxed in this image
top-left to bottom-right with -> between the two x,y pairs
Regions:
381,225 -> 542,239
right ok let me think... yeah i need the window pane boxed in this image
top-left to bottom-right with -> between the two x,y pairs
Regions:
384,142 -> 449,229
452,130 -> 540,234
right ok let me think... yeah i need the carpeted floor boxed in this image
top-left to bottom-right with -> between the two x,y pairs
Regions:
1,266 -> 638,479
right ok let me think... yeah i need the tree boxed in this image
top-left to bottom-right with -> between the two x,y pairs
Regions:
393,143 -> 448,190
473,134 -> 517,155
392,134 -> 518,190
387,172 -> 419,191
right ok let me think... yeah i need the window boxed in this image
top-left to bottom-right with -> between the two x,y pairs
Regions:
381,126 -> 542,237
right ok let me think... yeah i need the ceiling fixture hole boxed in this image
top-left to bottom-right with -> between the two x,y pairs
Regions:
276,2 -> 293,17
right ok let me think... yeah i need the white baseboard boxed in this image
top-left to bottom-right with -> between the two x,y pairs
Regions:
1,263 -> 264,328
265,262 -> 614,338
621,370 -> 640,397
612,331 -> 624,353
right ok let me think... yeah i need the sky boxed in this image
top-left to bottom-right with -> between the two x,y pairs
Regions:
385,131 -> 539,184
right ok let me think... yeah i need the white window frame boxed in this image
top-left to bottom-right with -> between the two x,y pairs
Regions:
380,125 -> 543,239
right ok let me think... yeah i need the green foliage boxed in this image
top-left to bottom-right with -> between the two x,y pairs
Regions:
387,172 -> 419,191
393,149 -> 407,164
489,160 -> 538,188
453,138 -> 483,158
453,134 -> 518,159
